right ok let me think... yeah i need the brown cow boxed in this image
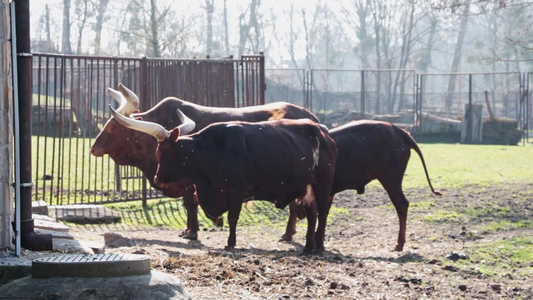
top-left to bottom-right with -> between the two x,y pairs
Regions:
109,108 -> 337,253
90,84 -> 319,239
282,120 -> 442,251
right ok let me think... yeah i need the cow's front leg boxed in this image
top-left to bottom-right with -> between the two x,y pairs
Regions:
224,200 -> 243,251
314,195 -> 334,254
181,185 -> 200,240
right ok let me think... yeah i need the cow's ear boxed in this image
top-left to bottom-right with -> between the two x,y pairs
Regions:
170,127 -> 181,142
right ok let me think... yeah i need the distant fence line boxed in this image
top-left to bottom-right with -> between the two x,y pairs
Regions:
31,52 -> 531,206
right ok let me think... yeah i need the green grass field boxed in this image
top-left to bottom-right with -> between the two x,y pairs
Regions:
401,143 -> 533,188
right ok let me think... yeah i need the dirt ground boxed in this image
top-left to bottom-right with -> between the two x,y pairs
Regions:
70,182 -> 532,299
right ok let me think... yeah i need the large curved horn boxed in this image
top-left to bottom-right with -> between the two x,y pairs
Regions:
109,105 -> 169,142
107,84 -> 139,116
176,109 -> 196,135
118,83 -> 140,113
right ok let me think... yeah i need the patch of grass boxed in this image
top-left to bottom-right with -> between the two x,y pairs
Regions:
423,210 -> 464,223
408,201 -> 435,211
482,220 -> 533,233
444,235 -> 533,277
401,144 -> 533,189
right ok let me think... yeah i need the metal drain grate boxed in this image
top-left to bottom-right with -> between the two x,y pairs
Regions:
32,253 -> 151,278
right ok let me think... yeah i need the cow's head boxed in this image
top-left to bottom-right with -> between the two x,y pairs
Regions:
109,106 -> 196,188
90,84 -> 142,163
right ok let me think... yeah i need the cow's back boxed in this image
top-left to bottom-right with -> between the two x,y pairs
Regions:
329,120 -> 411,194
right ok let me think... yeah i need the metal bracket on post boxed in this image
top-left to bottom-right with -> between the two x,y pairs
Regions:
10,182 -> 33,188
16,52 -> 32,57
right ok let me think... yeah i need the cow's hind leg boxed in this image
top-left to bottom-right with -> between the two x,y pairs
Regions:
280,202 -> 298,241
280,201 -> 306,241
379,178 -> 409,251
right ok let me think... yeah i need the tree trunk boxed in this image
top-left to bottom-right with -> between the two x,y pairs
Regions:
62,0 -> 72,53
446,1 -> 470,115
205,0 -> 214,55
76,0 -> 88,54
149,0 -> 160,57
238,0 -> 259,58
223,0 -> 230,55
94,0 -> 109,55
394,1 -> 415,112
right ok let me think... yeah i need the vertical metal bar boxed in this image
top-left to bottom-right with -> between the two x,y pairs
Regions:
34,56 -> 42,203
50,57 -> 57,203
259,54 -> 265,105
10,1 -> 21,256
419,75 -> 424,132
360,70 -> 365,115
57,57 -> 65,204
140,57 -> 148,206
414,74 -> 418,131
87,58 -> 94,203
74,57 -> 82,203
467,73 -> 473,143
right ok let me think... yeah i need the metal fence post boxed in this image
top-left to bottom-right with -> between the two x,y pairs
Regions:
140,57 -> 148,207
360,70 -> 365,115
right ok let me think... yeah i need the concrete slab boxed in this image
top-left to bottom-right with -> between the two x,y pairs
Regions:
32,201 -> 48,215
33,214 -> 70,232
0,258 -> 32,285
0,270 -> 191,300
50,204 -> 121,223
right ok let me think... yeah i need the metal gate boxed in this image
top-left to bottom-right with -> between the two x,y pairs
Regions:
32,53 -> 265,205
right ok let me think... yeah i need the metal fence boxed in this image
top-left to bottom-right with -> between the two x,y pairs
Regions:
266,69 -> 530,141
417,72 -> 523,120
32,53 -> 265,205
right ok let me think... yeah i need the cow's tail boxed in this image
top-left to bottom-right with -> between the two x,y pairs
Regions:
403,131 -> 443,196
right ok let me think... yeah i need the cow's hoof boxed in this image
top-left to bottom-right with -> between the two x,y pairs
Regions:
279,234 -> 293,242
223,246 -> 235,252
300,247 -> 314,256
394,245 -> 404,252
313,248 -> 325,255
179,230 -> 198,240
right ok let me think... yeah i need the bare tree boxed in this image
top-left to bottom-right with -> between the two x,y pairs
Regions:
222,0 -> 230,55
446,0 -> 470,113
62,0 -> 72,53
203,0 -> 215,55
238,0 -> 261,58
123,0 -> 200,57
74,0 -> 91,54
341,0 -> 373,69
93,0 -> 110,55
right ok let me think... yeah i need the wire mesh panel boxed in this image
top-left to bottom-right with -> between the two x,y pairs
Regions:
265,68 -> 306,107
309,69 -> 415,117
419,72 -> 522,120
